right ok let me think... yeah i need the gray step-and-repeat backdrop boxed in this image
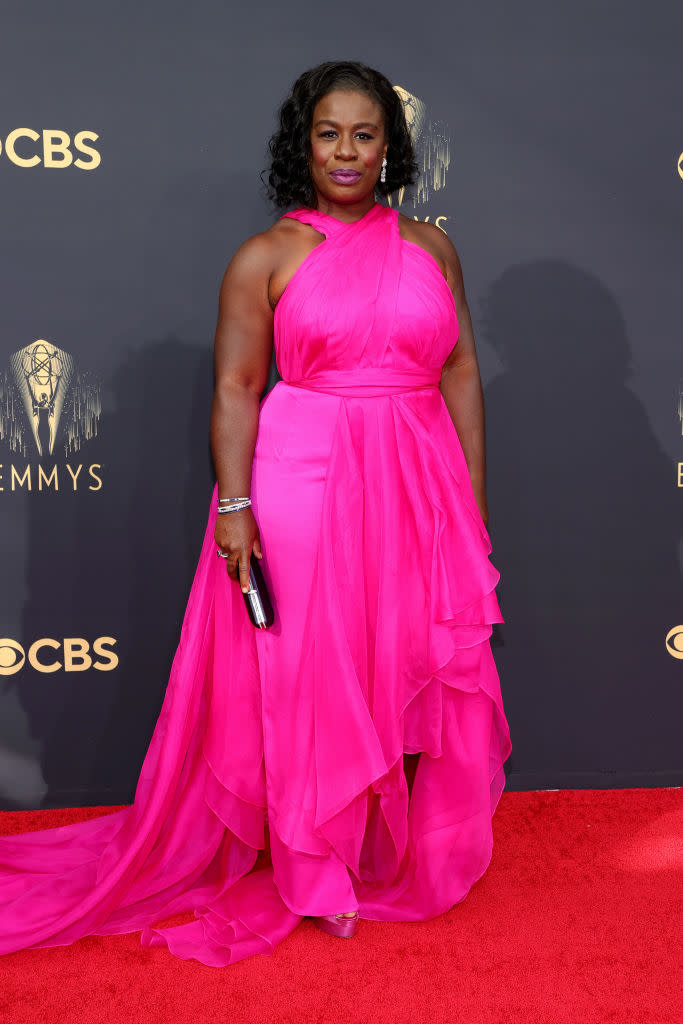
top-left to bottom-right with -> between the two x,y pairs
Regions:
1,2 -> 681,807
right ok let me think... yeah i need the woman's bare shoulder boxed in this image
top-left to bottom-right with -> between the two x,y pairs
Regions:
397,212 -> 455,278
223,216 -> 306,279
398,212 -> 456,253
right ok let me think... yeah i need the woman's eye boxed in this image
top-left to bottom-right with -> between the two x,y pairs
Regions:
318,131 -> 374,140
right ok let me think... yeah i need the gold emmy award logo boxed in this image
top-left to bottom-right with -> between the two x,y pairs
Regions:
665,626 -> 683,660
391,85 -> 451,212
0,636 -> 118,675
677,152 -> 683,181
0,339 -> 102,491
10,340 -> 73,457
0,130 -> 100,169
677,381 -> 682,488
1,340 -> 100,450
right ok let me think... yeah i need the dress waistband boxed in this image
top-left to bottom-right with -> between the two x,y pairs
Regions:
283,367 -> 441,398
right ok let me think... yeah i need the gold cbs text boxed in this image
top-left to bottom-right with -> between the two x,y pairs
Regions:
0,637 -> 118,676
0,130 -> 100,169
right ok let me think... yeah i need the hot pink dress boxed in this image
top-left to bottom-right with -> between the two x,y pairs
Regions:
0,202 -> 511,966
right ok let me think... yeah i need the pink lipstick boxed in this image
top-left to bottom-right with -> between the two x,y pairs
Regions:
330,170 -> 361,184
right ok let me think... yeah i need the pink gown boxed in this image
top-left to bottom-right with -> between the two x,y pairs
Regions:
0,201 -> 511,967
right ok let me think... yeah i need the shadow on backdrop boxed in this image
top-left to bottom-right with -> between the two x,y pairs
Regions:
482,260 -> 682,788
13,338 -> 216,807
9,335 -> 281,809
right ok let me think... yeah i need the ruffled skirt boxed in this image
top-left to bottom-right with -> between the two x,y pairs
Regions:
0,382 -> 511,967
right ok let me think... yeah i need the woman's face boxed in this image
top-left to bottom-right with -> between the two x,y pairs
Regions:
308,88 -> 387,207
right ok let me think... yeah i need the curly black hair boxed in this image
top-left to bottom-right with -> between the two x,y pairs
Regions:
264,60 -> 419,209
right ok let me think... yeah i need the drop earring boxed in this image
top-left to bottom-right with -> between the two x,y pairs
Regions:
380,156 -> 387,184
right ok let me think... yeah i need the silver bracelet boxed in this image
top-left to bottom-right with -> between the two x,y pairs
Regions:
218,496 -> 250,503
217,500 -> 252,514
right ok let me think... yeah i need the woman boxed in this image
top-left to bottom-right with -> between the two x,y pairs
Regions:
0,61 -> 511,966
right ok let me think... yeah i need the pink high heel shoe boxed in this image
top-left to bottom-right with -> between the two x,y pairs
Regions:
312,911 -> 359,938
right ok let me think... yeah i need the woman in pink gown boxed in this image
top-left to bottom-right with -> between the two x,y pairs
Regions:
0,61 -> 511,966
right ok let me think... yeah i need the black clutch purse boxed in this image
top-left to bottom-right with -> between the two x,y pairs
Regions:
237,556 -> 274,629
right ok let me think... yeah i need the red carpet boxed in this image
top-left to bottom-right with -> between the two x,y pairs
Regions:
0,788 -> 680,1024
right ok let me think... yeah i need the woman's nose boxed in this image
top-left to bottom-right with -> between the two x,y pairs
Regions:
335,135 -> 357,160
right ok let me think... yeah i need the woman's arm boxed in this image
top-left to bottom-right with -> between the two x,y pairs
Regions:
210,233 -> 274,590
412,222 -> 489,525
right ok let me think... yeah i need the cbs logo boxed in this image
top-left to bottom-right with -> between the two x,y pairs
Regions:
665,626 -> 683,660
0,637 -> 118,675
0,130 -> 100,169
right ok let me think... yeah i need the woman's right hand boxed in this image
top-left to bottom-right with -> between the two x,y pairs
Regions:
214,507 -> 263,592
